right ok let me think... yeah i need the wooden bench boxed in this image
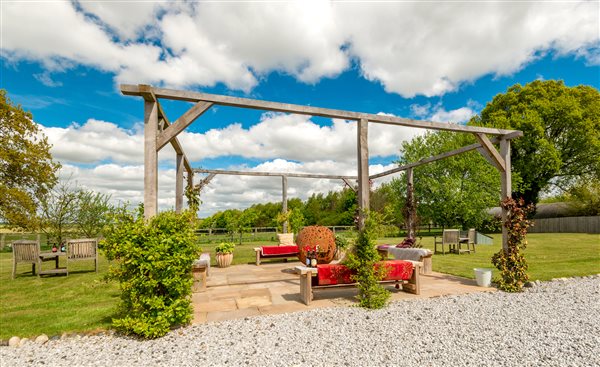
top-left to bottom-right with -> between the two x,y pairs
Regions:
297,260 -> 422,305
254,245 -> 299,265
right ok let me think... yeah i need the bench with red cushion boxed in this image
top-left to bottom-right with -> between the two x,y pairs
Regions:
254,245 -> 299,265
298,260 -> 421,305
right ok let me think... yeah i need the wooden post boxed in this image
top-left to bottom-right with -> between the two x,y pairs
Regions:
282,175 -> 288,233
406,167 -> 416,239
500,138 -> 511,253
144,99 -> 159,219
175,154 -> 184,213
357,118 -> 370,230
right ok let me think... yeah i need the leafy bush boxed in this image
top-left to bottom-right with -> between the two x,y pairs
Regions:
102,206 -> 201,338
491,197 -> 534,292
344,211 -> 390,309
215,242 -> 235,254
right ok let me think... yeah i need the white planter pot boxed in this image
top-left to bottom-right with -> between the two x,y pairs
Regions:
474,268 -> 492,287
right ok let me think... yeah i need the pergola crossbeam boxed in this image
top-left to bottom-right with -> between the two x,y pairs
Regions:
122,84 -> 518,136
193,168 -> 357,180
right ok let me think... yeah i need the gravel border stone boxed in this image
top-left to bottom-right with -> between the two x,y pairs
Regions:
2,276 -> 599,366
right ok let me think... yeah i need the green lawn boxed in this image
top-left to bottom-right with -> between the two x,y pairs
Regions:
1,232 -> 598,340
0,255 -> 119,340
376,233 -> 600,280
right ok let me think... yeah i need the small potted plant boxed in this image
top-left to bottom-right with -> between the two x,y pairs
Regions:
334,234 -> 353,261
215,242 -> 235,268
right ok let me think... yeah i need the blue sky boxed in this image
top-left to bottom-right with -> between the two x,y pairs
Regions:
1,1 -> 599,216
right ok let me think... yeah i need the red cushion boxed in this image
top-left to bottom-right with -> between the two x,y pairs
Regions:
377,260 -> 414,281
261,245 -> 298,256
317,264 -> 354,285
317,260 -> 413,285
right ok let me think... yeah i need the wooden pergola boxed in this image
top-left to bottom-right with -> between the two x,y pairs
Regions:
120,84 -> 522,252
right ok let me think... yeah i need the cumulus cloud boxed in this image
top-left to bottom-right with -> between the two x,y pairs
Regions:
409,103 -> 476,123
2,1 -> 597,96
43,113 -> 420,165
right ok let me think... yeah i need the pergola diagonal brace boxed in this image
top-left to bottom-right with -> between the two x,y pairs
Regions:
474,133 -> 506,172
342,178 -> 357,192
157,101 -> 213,150
194,173 -> 217,191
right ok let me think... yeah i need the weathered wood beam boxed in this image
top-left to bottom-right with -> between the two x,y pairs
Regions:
121,84 -> 521,136
282,176 -> 288,234
406,167 -> 416,239
500,139 -> 512,254
474,133 -> 505,172
175,154 -> 184,213
357,118 -> 370,230
157,101 -> 213,150
370,135 -> 512,180
194,173 -> 217,191
342,178 -> 357,192
193,168 -> 357,180
144,99 -> 158,219
153,100 -> 193,174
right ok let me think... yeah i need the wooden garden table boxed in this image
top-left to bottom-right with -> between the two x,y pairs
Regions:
38,252 -> 68,276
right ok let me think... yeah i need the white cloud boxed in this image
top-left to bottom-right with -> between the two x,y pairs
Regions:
44,113 -> 420,165
335,1 -> 599,96
409,103 -> 476,123
2,1 -> 596,96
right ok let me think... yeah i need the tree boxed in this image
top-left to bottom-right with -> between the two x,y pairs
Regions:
74,190 -> 117,238
0,90 -> 60,229
470,80 -> 600,206
38,181 -> 79,246
395,131 -> 501,229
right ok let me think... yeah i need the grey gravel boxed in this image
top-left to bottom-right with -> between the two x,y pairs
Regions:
2,276 -> 599,367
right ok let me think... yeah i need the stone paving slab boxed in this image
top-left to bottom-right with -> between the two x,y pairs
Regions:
194,261 -> 495,324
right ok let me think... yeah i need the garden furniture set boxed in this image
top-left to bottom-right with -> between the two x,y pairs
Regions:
11,239 -> 98,279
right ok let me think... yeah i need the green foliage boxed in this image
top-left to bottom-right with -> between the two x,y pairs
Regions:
37,180 -> 117,245
215,241 -> 235,254
471,80 -> 600,205
395,131 -> 500,229
102,206 -> 200,338
566,179 -> 600,216
38,181 -> 79,246
74,190 -> 116,238
492,198 -> 534,292
0,89 -> 60,230
344,212 -> 390,309
185,186 -> 201,214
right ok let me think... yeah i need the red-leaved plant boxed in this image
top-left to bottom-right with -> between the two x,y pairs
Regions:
491,197 -> 534,292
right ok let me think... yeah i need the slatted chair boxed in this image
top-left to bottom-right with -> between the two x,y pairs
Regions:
434,229 -> 460,255
12,240 -> 41,279
467,228 -> 476,253
66,238 -> 98,274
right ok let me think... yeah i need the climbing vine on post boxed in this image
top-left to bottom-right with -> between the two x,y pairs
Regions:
491,197 -> 534,292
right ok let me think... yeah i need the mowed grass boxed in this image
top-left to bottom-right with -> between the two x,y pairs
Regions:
0,255 -> 119,340
376,233 -> 600,280
1,232 -> 598,340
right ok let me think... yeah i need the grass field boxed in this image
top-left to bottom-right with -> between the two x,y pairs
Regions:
1,232 -> 598,340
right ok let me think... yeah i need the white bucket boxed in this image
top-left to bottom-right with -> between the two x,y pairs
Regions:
474,268 -> 492,287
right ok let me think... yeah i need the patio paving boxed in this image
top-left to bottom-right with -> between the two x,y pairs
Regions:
192,260 -> 495,324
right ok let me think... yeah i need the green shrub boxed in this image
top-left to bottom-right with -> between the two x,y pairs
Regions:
102,206 -> 200,338
344,211 -> 390,309
215,242 -> 236,254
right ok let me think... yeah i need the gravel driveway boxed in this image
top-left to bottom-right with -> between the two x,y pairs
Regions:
2,276 -> 599,367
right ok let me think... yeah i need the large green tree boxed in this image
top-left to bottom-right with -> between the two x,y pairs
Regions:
0,90 -> 60,229
395,131 -> 501,229
470,80 -> 600,205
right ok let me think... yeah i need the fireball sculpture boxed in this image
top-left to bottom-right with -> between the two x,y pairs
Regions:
296,225 -> 336,264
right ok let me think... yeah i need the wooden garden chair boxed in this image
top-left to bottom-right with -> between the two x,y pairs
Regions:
434,229 -> 460,255
11,240 -> 41,279
66,238 -> 98,274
